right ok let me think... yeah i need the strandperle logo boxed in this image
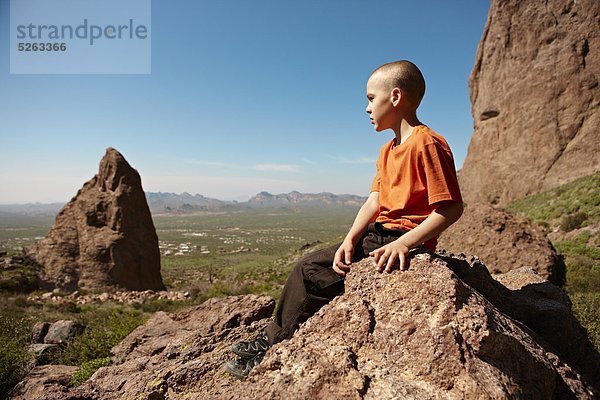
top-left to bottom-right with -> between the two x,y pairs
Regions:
10,0 -> 151,74
15,19 -> 149,46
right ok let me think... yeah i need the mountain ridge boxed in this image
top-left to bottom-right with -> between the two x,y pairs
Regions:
0,191 -> 368,216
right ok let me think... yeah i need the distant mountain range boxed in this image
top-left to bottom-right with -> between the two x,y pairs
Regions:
247,191 -> 366,207
147,191 -> 366,213
145,192 -> 230,213
0,203 -> 65,217
0,191 -> 367,217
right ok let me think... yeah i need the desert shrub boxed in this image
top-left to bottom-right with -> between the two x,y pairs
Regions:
555,232 -> 600,259
0,265 -> 39,293
139,298 -> 176,313
0,306 -> 33,398
70,356 -> 111,387
560,211 -> 588,232
506,172 -> 599,229
570,292 -> 600,352
56,307 -> 147,366
564,256 -> 600,293
203,282 -> 237,299
42,300 -> 82,314
505,174 -> 600,352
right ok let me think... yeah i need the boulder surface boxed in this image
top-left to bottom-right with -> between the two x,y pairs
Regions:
459,0 -> 600,205
438,202 -> 565,284
11,254 -> 599,400
27,147 -> 165,292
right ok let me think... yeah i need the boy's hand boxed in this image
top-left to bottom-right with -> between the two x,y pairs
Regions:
369,238 -> 410,273
333,240 -> 354,277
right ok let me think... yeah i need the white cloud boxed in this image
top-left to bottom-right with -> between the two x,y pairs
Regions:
328,156 -> 376,164
301,158 -> 317,166
254,164 -> 300,172
185,160 -> 236,168
164,157 -> 236,169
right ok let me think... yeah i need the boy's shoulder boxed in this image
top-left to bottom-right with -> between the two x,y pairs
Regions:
413,125 -> 451,149
377,125 -> 452,155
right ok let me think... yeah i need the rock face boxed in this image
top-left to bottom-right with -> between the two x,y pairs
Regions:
12,255 -> 599,400
438,203 -> 565,284
460,0 -> 600,206
28,148 -> 165,292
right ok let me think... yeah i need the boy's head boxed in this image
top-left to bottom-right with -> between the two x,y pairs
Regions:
366,60 -> 426,132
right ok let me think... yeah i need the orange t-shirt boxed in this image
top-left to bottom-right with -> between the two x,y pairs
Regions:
371,125 -> 463,252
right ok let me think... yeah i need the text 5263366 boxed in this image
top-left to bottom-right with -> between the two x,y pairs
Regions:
17,43 -> 67,52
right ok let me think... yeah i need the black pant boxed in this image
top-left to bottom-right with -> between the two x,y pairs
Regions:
265,222 -> 420,345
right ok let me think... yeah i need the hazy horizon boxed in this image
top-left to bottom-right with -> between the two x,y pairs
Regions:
0,187 -> 370,206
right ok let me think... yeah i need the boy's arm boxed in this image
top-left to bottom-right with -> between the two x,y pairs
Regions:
370,201 -> 463,273
333,191 -> 379,277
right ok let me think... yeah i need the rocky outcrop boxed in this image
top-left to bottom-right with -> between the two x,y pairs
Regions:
438,203 -> 565,284
12,254 -> 599,399
460,0 -> 600,206
27,148 -> 165,292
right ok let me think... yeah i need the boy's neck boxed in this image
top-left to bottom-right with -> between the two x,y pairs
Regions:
393,114 -> 422,145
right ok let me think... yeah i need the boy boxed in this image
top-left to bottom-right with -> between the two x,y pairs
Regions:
225,60 -> 464,379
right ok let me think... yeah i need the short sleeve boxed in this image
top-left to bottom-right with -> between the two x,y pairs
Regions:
420,142 -> 463,205
371,159 -> 381,193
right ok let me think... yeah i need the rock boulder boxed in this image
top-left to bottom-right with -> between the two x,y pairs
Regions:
438,202 -> 565,284
459,0 -> 600,205
27,148 -> 165,292
43,320 -> 84,345
12,254 -> 599,399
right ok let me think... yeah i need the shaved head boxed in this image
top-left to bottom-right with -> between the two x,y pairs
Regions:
370,60 -> 426,109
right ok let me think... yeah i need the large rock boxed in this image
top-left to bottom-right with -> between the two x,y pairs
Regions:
460,0 -> 600,206
438,203 -> 565,285
27,148 -> 165,292
12,255 -> 599,399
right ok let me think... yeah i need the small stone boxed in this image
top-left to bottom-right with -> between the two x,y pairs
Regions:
31,322 -> 51,344
44,320 -> 84,345
28,343 -> 61,365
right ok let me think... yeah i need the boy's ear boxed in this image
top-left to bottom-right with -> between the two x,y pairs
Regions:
390,87 -> 402,107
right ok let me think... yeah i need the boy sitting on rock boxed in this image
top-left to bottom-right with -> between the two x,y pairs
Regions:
225,60 -> 464,379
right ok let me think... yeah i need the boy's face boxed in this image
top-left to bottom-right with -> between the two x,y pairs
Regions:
365,72 -> 397,132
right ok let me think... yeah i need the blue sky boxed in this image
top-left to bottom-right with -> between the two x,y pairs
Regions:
0,0 -> 490,203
